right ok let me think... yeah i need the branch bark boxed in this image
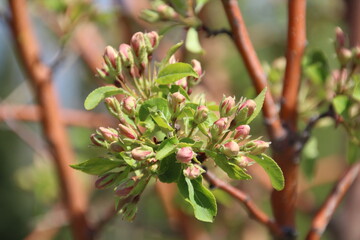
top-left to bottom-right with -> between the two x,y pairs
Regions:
306,162 -> 360,240
9,1 -> 92,239
203,171 -> 283,237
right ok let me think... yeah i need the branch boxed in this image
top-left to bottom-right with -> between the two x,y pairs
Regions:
280,0 -> 307,131
203,171 -> 283,237
0,104 -> 115,128
221,0 -> 285,140
306,162 -> 360,240
9,1 -> 92,239
201,25 -> 233,38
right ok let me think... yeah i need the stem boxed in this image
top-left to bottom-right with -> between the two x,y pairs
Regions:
187,125 -> 197,138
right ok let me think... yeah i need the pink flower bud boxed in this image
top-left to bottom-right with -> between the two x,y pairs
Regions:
176,147 -> 195,164
115,186 -> 134,197
248,140 -> 270,155
191,59 -> 202,81
104,97 -> 121,116
240,99 -> 256,117
221,141 -> 240,157
131,32 -> 146,57
175,78 -> 188,90
236,156 -> 253,168
183,164 -> 205,179
145,31 -> 160,50
122,96 -> 137,116
109,142 -> 124,152
98,127 -> 118,142
131,146 -> 154,161
95,173 -> 116,189
90,133 -> 105,147
194,105 -> 209,124
337,48 -> 353,66
118,124 -> 137,139
234,125 -> 251,139
335,27 -> 345,50
156,4 -> 178,19
168,92 -> 186,114
119,43 -> 134,67
210,117 -> 228,139
220,96 -> 236,117
104,45 -> 118,68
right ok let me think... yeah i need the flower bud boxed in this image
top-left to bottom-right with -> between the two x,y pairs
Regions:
221,141 -> 240,157
119,43 -> 135,67
122,96 -> 137,116
191,59 -> 202,81
183,164 -> 205,179
220,96 -> 236,117
175,78 -> 188,90
115,183 -> 134,197
176,147 -> 195,164
140,9 -> 160,23
95,173 -> 117,189
240,99 -> 256,117
90,133 -> 106,147
98,127 -> 118,142
104,45 -> 118,68
235,156 -> 253,168
156,4 -> 178,19
104,97 -> 121,117
335,27 -> 345,50
118,124 -> 137,139
234,125 -> 251,140
337,48 -> 353,66
96,66 -> 109,79
234,99 -> 256,126
131,32 -> 146,57
109,142 -> 124,152
131,146 -> 154,161
168,92 -> 186,114
247,140 -> 270,155
194,105 -> 209,124
210,118 -> 228,140
145,31 -> 160,53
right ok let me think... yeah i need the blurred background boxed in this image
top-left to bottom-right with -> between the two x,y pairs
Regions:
0,0 -> 359,239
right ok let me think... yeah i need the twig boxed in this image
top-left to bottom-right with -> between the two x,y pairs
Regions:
0,104 -> 115,128
306,162 -> 360,240
220,0 -> 284,140
203,171 -> 283,237
201,25 -> 233,38
280,0 -> 307,131
8,1 -> 92,239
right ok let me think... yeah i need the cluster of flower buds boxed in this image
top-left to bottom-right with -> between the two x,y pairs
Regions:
334,27 -> 360,66
176,147 -> 205,179
98,31 -> 159,85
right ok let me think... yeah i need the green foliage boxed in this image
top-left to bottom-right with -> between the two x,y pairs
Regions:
245,87 -> 267,124
70,158 -> 122,175
186,28 -> 203,54
156,63 -> 199,85
84,86 -> 129,110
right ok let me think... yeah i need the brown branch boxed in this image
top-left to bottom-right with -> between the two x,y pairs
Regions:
203,171 -> 283,237
280,0 -> 307,130
220,0 -> 285,140
306,162 -> 360,240
8,1 -> 92,239
0,104 -> 115,128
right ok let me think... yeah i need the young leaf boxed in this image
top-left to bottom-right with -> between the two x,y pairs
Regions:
177,175 -> 217,222
205,150 -> 252,180
245,87 -> 267,124
158,153 -> 182,183
139,98 -> 171,121
156,63 -> 198,85
156,137 -> 179,160
159,41 -> 183,69
70,158 -> 122,175
186,28 -> 203,54
248,154 -> 284,191
332,95 -> 349,115
150,111 -> 174,132
84,86 -> 129,110
120,152 -> 138,168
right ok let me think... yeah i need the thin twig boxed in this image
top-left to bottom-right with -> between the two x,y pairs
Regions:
306,162 -> 360,240
0,104 -> 115,128
220,0 -> 284,140
201,25 -> 233,38
8,1 -> 92,239
203,171 -> 283,237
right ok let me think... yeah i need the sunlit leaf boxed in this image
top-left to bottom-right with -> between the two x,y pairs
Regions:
156,63 -> 198,85
70,158 -> 122,175
186,28 -> 203,54
84,86 -> 129,110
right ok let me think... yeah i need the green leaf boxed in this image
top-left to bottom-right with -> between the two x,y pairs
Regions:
303,50 -> 329,84
120,152 -> 138,168
301,137 -> 319,179
159,42 -> 183,69
158,153 -> 182,183
156,63 -> 198,85
156,137 -> 179,160
205,150 -> 251,180
150,111 -> 174,132
245,87 -> 267,124
347,140 -> 360,164
186,28 -> 203,54
177,175 -> 217,222
248,154 -> 284,191
70,158 -> 122,175
84,86 -> 129,110
139,98 -> 171,121
332,95 -> 349,115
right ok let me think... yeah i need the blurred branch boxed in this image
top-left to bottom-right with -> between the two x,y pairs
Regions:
201,25 -> 233,38
306,162 -> 360,240
203,171 -> 283,237
0,104 -> 114,128
8,1 -> 92,239
220,0 -> 285,140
